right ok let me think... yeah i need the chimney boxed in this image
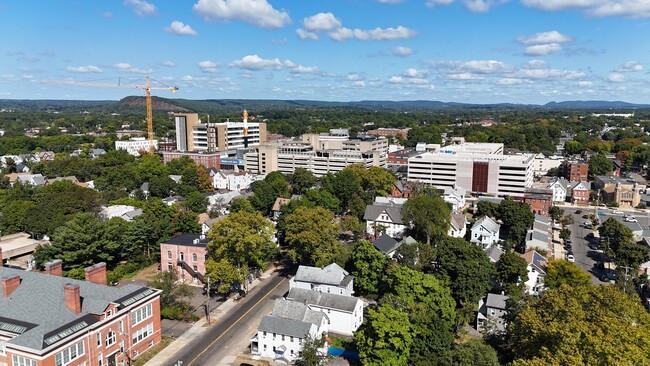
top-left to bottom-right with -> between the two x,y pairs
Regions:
45,259 -> 63,276
64,284 -> 81,314
2,274 -> 21,297
84,262 -> 107,285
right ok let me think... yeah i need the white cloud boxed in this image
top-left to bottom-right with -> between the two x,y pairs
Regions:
426,0 -> 454,6
522,0 -> 650,18
181,75 -> 194,81
230,54 -> 288,70
193,0 -> 291,29
114,63 -> 133,70
297,12 -> 416,42
165,21 -> 198,36
198,60 -> 218,73
458,60 -> 512,74
346,73 -> 363,81
392,46 -> 413,57
608,73 -> 625,82
447,72 -> 485,80
66,65 -> 102,73
404,68 -> 429,78
290,65 -> 320,74
296,29 -> 318,40
524,43 -> 563,56
497,78 -> 524,85
513,68 -> 585,80
112,63 -> 152,74
615,61 -> 644,72
577,81 -> 593,87
328,26 -> 417,42
377,0 -> 404,3
303,12 -> 341,32
517,30 -> 572,45
123,0 -> 157,16
524,60 -> 549,69
425,0 -> 503,12
162,61 -> 176,67
352,81 -> 366,87
388,76 -> 429,85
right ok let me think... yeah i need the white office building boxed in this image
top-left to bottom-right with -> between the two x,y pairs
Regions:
174,112 -> 266,152
115,137 -> 158,156
407,141 -> 534,198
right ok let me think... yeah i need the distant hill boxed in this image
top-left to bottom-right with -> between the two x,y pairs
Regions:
2,98 -> 649,112
543,100 -> 650,109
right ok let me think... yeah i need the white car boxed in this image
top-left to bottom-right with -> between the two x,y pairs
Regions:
567,254 -> 575,262
625,217 -> 638,223
613,210 -> 624,214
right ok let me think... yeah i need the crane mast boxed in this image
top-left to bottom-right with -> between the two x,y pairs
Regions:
43,76 -> 178,153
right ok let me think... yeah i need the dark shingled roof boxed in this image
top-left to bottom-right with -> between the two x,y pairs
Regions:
287,288 -> 361,313
163,233 -> 208,247
372,234 -> 400,254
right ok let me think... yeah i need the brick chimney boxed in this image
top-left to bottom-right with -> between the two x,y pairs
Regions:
2,274 -> 21,297
44,259 -> 63,276
84,262 -> 107,285
64,284 -> 81,314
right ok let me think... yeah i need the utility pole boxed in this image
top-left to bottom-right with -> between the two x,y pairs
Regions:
620,265 -> 633,293
206,276 -> 211,324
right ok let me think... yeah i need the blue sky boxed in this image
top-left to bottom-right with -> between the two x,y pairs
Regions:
1,0 -> 649,104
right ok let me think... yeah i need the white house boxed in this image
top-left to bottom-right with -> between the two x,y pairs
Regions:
470,216 -> 501,249
289,263 -> 354,297
448,213 -> 468,238
251,299 -> 329,364
287,288 -> 363,336
520,250 -> 547,296
16,174 -> 46,186
548,177 -> 570,203
441,185 -> 467,211
100,205 -> 143,222
213,170 -> 262,191
477,293 -> 509,333
364,197 -> 408,239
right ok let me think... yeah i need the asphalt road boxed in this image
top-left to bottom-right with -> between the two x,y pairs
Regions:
171,271 -> 289,366
563,205 -> 648,284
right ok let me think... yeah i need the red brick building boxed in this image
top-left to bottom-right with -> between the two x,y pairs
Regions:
561,161 -> 588,182
161,151 -> 221,170
524,188 -> 553,216
0,254 -> 162,366
160,234 -> 209,284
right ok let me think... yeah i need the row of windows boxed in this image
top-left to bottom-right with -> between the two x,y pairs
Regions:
12,356 -> 36,366
167,251 -> 199,262
132,303 -> 153,326
55,340 -> 84,366
262,332 -> 301,344
133,323 -> 154,345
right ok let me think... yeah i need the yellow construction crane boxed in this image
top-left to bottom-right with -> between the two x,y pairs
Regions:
44,76 -> 178,153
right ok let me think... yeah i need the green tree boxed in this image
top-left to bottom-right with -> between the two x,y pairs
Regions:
544,259 -> 591,289
183,191 -> 209,213
229,197 -> 256,213
149,175 -> 178,198
498,198 -> 535,244
563,140 -> 583,156
204,258 -> 242,295
435,237 -> 495,306
402,194 -> 451,245
147,268 -> 193,309
196,165 -> 214,192
294,334 -> 327,366
349,240 -> 388,295
284,206 -> 341,266
166,156 -> 196,175
304,189 -> 339,213
510,284 -> 650,365
289,168 -> 316,195
588,153 -> 613,177
439,340 -> 500,366
0,200 -> 35,234
331,168 -> 362,209
355,304 -> 414,366
559,227 -> 571,241
134,154 -> 168,183
249,172 -> 289,214
549,206 -> 563,223
495,251 -> 528,292
476,200 -> 500,218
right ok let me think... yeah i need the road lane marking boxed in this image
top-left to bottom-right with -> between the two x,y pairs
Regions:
186,277 -> 287,366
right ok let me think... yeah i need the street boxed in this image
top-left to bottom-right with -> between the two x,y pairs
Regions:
170,270 -> 289,366
563,205 -> 648,284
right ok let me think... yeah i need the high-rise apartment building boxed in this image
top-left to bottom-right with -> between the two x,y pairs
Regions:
174,112 -> 266,152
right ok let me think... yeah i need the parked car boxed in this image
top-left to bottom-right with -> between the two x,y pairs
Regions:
613,210 -> 624,214
567,254 -> 575,262
582,214 -> 589,219
625,217 -> 638,223
575,209 -> 582,214
584,221 -> 592,227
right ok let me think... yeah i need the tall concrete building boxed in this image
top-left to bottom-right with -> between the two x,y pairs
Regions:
174,112 -> 266,152
244,131 -> 388,176
407,141 -> 534,198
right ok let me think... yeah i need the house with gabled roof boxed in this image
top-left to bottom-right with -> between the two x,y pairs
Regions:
287,288 -> 363,336
477,293 -> 509,333
0,258 -> 162,366
251,299 -> 328,364
470,216 -> 501,249
290,263 -> 354,297
548,177 -> 570,203
519,250 -> 547,296
448,213 -> 468,238
570,180 -> 590,204
364,197 -> 407,239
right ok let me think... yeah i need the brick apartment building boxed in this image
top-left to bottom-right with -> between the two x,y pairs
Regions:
161,151 -> 221,170
524,188 -> 553,216
160,234 -> 208,284
561,161 -> 588,182
366,128 -> 409,140
0,253 -> 162,366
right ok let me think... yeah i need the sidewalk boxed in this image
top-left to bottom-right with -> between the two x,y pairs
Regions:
144,266 -> 277,366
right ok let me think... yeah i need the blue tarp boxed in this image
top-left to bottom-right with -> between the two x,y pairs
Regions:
328,347 -> 360,360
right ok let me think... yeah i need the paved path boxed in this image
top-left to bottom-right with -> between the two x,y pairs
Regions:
144,267 -> 287,366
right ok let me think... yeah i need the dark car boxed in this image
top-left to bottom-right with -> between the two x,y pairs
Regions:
576,209 -> 582,214
582,214 -> 589,219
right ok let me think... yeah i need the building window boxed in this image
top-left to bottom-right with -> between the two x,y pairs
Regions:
290,336 -> 294,342
106,331 -> 116,347
167,263 -> 173,272
282,335 -> 285,341
55,340 -> 85,366
263,331 -> 267,337
192,253 -> 198,262
133,350 -> 139,358
98,354 -> 103,366
193,265 -> 198,272
119,320 -> 123,333
132,303 -> 153,326
167,251 -> 172,259
12,355 -> 36,366
133,323 -> 154,345
180,252 -> 185,261
96,332 -> 101,347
